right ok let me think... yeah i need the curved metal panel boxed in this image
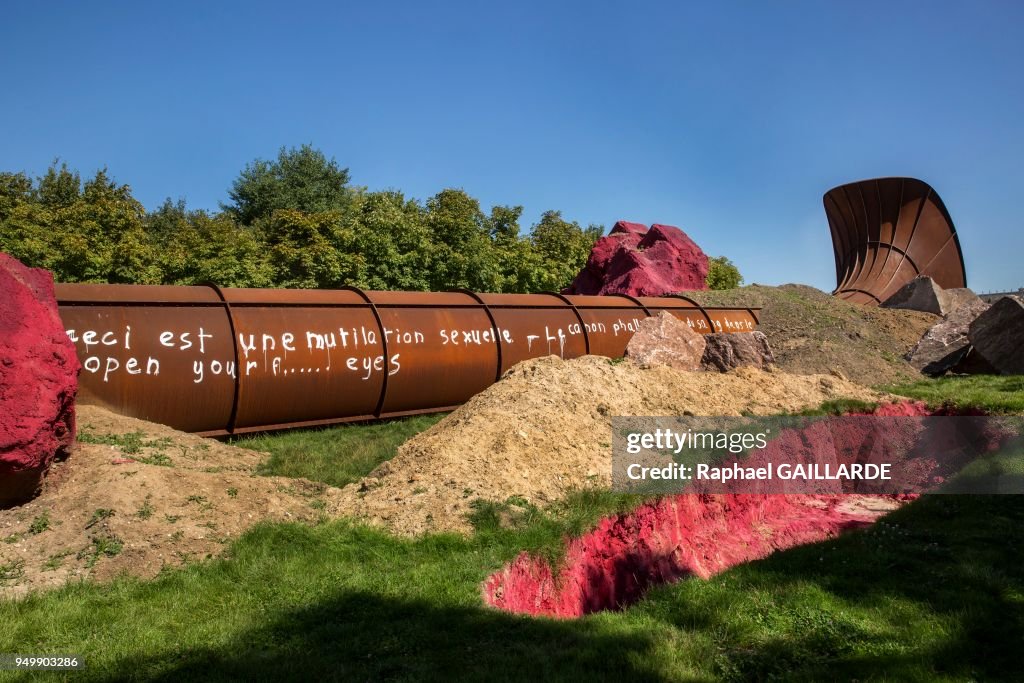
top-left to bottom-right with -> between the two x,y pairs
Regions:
825,177 -> 967,305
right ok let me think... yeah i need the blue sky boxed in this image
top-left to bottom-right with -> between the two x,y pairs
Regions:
2,1 -> 1021,291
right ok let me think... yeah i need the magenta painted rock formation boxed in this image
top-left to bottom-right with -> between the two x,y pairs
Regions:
564,221 -> 709,297
624,311 -> 706,371
0,253 -> 80,507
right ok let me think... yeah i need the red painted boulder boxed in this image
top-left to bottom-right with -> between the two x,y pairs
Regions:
0,253 -> 79,507
564,221 -> 709,296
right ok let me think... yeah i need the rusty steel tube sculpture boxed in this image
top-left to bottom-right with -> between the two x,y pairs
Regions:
825,177 -> 967,305
55,284 -> 761,436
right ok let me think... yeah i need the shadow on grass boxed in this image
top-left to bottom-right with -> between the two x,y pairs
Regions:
102,590 -> 672,682
642,495 -> 1024,681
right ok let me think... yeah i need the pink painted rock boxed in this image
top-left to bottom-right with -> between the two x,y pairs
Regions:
624,311 -> 706,371
564,221 -> 709,296
0,253 -> 79,507
700,331 -> 775,372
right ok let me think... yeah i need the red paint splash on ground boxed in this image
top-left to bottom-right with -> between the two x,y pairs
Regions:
483,492 -> 904,618
482,401 -> 980,618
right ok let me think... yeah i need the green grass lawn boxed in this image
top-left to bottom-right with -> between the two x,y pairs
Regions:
232,413 -> 447,488
1,375 -> 1022,681
1,494 -> 1020,681
888,375 -> 1024,414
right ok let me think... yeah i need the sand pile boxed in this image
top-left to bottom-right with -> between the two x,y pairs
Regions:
335,355 -> 885,535
0,405 -> 339,599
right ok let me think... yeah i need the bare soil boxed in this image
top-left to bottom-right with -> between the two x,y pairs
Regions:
336,357 -> 887,536
689,284 -> 937,385
0,405 -> 339,599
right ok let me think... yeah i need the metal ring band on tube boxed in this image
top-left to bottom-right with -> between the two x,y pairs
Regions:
453,288 -> 504,382
341,286 -> 390,419
615,294 -> 652,317
666,293 -> 715,332
540,291 -> 591,355
205,282 -> 242,434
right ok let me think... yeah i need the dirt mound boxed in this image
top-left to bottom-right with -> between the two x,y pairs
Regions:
336,356 -> 885,536
689,284 -> 937,385
0,405 -> 339,599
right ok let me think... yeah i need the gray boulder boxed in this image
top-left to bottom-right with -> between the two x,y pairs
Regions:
906,299 -> 990,375
625,311 -> 707,371
882,275 -> 981,316
968,296 -> 1024,375
700,331 -> 776,373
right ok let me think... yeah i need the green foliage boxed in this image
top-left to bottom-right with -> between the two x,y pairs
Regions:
706,255 -> 743,290
223,144 -> 354,225
29,512 -> 51,535
0,150 -> 614,294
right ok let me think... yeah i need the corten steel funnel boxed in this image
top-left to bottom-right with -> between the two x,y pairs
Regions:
55,283 -> 761,436
824,177 -> 967,305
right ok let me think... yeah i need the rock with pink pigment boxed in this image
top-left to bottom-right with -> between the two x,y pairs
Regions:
0,252 -> 79,507
564,221 -> 709,296
624,311 -> 706,371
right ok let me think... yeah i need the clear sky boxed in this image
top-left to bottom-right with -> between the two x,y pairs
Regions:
2,1 -> 1021,292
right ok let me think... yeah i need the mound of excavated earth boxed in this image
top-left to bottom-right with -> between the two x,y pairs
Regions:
0,405 -> 340,599
690,284 -> 937,385
335,356 -> 885,535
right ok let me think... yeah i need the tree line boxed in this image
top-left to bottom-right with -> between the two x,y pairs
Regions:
0,145 -> 742,292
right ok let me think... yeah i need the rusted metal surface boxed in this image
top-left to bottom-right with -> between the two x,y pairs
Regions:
56,283 -> 761,436
825,177 -> 967,305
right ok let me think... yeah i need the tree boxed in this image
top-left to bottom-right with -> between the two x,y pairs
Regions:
145,198 -> 191,246
260,209 -> 361,289
223,145 -> 354,226
0,172 -> 34,217
424,188 -> 501,292
157,210 -> 274,288
527,210 -> 602,292
349,191 -> 434,290
706,255 -> 743,290
0,164 -> 161,284
35,161 -> 81,207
